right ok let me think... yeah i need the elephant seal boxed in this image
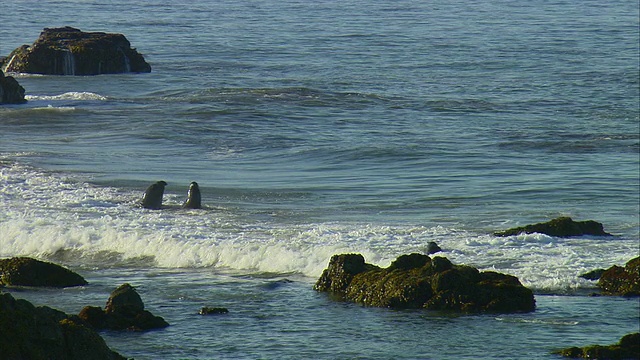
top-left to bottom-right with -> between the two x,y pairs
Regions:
141,181 -> 167,209
182,181 -> 201,209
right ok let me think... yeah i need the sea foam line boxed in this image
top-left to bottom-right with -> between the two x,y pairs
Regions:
25,91 -> 108,101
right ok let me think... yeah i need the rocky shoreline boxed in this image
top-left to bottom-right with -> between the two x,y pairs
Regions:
1,252 -> 638,358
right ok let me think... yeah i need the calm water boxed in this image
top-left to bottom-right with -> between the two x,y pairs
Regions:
1,0 -> 639,358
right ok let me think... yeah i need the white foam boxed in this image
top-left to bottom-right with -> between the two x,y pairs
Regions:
25,92 -> 108,101
0,160 -> 638,293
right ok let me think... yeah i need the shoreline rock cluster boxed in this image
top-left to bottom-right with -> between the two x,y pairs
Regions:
79,283 -> 169,331
314,253 -> 536,313
0,291 -> 126,360
1,257 -> 168,358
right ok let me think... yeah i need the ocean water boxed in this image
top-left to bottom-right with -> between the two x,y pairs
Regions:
1,0 -> 639,358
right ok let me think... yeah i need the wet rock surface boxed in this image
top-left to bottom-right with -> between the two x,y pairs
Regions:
79,283 -> 169,331
0,291 -> 126,360
314,253 -> 536,313
0,257 -> 87,288
1,26 -> 151,75
494,216 -> 612,237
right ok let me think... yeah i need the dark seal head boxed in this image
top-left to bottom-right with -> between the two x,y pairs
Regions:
182,181 -> 201,209
142,181 -> 167,209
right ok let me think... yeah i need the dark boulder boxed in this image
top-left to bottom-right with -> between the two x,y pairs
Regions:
78,283 -> 169,331
494,217 -> 612,237
553,332 -> 640,359
426,241 -> 442,254
0,69 -> 26,104
0,292 -> 126,360
0,257 -> 88,287
314,253 -> 535,313
597,257 -> 640,296
1,26 -> 151,75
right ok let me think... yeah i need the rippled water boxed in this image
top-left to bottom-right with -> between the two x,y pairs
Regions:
1,0 -> 638,358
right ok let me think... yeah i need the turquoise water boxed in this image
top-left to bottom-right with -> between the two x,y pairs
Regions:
1,0 -> 639,358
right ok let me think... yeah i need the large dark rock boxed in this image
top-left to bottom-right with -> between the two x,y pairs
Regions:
0,69 -> 26,104
314,253 -> 536,313
553,332 -> 640,359
78,283 -> 169,331
494,217 -> 612,237
597,257 -> 640,296
0,292 -> 126,360
1,26 -> 151,75
0,257 -> 88,287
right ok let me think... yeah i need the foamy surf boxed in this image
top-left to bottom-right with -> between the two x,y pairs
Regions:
0,159 -> 637,293
25,91 -> 108,101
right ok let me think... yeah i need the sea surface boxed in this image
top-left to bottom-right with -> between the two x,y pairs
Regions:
1,0 -> 639,358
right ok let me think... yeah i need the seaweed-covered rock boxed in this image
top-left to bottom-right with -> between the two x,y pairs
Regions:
494,217 -> 612,237
0,292 -> 126,360
78,283 -> 169,331
199,307 -> 229,315
553,332 -> 640,359
1,26 -> 151,75
0,257 -> 88,287
0,69 -> 26,104
597,257 -> 640,296
314,253 -> 535,313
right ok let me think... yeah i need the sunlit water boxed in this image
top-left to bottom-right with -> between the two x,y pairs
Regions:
1,0 -> 638,358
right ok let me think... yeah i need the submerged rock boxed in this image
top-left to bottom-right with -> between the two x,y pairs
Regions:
314,253 -> 535,313
0,292 -> 126,360
1,26 -> 151,75
199,307 -> 229,315
553,332 -> 640,359
597,257 -> 640,296
0,69 -> 26,104
79,283 -> 169,331
0,257 -> 88,287
493,217 -> 612,237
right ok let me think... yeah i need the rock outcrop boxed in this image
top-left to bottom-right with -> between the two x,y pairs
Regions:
0,69 -> 26,104
553,332 -> 640,359
1,26 -> 151,75
493,217 -> 612,237
597,257 -> 640,296
199,307 -> 229,315
314,253 -> 535,313
0,291 -> 126,360
0,257 -> 88,287
79,283 -> 169,331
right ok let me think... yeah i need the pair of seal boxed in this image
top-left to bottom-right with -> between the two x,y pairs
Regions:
141,180 -> 201,210
142,181 -> 167,209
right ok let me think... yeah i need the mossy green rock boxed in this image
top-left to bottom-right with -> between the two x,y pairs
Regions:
2,26 -> 151,75
494,216 -> 612,237
553,332 -> 640,359
0,257 -> 87,287
314,253 -> 535,313
597,257 -> 640,296
0,292 -> 126,360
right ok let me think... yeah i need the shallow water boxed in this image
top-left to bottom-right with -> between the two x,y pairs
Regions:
1,0 -> 639,358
